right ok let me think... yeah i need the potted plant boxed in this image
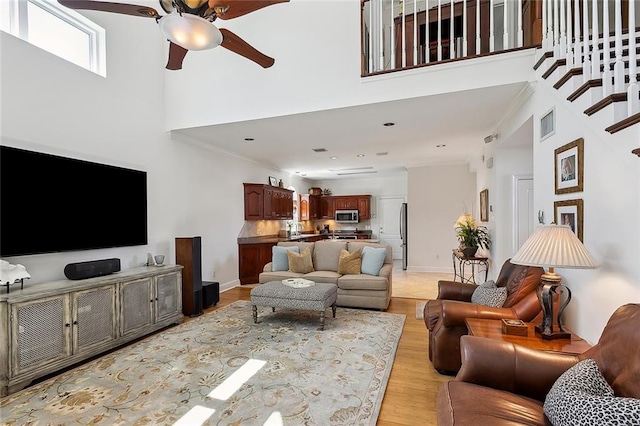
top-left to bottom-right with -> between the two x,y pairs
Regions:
454,214 -> 491,257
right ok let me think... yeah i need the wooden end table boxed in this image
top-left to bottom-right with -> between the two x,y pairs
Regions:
464,318 -> 592,355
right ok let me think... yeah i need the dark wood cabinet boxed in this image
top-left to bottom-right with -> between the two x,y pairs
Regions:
243,183 -> 294,220
238,242 -> 276,285
320,196 -> 336,219
299,194 -> 320,220
335,196 -> 358,210
358,196 -> 371,219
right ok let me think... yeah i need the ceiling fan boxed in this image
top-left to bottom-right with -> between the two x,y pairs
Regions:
57,0 -> 289,70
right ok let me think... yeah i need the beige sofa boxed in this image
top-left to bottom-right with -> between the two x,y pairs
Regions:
258,240 -> 393,310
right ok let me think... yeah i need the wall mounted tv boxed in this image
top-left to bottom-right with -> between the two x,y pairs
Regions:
1,145 -> 148,257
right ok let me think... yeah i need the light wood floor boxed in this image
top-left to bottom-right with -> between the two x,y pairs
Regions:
206,268 -> 454,426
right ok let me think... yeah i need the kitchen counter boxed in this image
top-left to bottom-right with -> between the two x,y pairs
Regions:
237,230 -> 374,244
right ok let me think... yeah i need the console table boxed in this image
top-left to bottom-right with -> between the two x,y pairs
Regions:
452,249 -> 488,285
0,265 -> 184,396
465,318 -> 592,355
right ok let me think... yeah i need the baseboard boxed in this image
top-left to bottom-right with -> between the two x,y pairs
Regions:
219,279 -> 241,293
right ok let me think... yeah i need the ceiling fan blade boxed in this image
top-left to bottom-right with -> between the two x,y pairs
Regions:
209,0 -> 289,20
58,0 -> 161,18
166,42 -> 189,70
219,28 -> 274,68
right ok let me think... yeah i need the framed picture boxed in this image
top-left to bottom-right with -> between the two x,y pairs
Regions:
554,138 -> 584,194
540,107 -> 555,141
268,176 -> 277,186
554,199 -> 584,242
479,189 -> 489,222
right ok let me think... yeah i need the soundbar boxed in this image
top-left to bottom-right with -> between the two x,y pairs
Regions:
64,258 -> 121,280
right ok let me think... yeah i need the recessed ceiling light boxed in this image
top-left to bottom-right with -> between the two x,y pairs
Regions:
330,156 -> 338,160
383,122 -> 395,127
356,154 -> 365,157
436,144 -> 446,148
244,138 -> 254,141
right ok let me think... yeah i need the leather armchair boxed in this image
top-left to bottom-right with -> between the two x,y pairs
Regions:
424,259 -> 544,373
437,304 -> 640,425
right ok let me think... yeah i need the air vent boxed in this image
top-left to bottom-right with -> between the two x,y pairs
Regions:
329,166 -> 374,172
336,171 -> 378,176
312,148 -> 328,152
376,152 -> 388,156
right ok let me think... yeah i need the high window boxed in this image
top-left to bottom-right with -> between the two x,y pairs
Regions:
1,0 -> 106,76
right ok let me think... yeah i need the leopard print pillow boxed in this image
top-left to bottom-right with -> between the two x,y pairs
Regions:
470,280 -> 507,307
544,358 -> 640,426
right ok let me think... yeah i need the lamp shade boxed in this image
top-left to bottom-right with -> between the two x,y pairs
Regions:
158,13 -> 222,51
511,224 -> 598,269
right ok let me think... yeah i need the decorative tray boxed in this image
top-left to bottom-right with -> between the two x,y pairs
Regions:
282,278 -> 315,288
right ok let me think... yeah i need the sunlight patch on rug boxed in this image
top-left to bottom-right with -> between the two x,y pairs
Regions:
416,301 -> 427,319
1,300 -> 405,426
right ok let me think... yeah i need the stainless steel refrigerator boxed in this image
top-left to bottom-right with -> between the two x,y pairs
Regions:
400,202 -> 408,270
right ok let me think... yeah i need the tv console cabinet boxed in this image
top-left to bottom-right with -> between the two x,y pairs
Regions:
0,265 -> 184,396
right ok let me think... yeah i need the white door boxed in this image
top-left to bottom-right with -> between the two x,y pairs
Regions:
378,197 -> 404,260
514,177 -> 534,253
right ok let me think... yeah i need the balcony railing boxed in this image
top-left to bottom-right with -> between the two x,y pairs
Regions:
361,0 -> 542,75
361,0 -> 639,121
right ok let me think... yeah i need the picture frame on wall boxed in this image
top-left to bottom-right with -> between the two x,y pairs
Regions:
479,189 -> 489,222
554,138 -> 584,194
554,199 -> 584,242
268,176 -> 277,186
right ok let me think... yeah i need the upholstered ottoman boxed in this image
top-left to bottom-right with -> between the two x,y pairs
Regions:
250,281 -> 338,330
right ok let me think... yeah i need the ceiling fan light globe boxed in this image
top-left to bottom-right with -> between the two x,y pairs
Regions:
159,13 -> 222,51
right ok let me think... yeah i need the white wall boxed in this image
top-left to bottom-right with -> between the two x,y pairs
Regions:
0,30 -> 310,291
407,164 -> 476,272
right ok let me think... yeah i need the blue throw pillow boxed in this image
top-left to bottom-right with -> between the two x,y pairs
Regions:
272,246 -> 299,271
361,246 -> 387,276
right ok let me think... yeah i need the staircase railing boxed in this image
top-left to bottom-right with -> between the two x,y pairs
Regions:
539,0 -> 639,124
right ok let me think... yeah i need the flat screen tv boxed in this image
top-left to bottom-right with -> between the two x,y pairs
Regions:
1,145 -> 148,257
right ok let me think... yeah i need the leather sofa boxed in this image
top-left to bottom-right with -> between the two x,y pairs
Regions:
437,303 -> 640,425
424,259 -> 544,373
259,240 -> 392,310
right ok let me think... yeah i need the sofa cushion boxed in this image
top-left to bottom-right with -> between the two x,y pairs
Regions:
303,270 -> 342,284
272,245 -> 299,271
361,246 -> 387,276
338,248 -> 362,275
544,358 -> 640,426
312,241 -> 347,272
471,280 -> 507,307
338,273 -> 388,291
348,242 -> 393,264
437,381 -> 547,425
287,247 -> 315,274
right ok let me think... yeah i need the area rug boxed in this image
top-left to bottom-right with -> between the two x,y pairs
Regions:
416,300 -> 427,319
0,300 -> 405,425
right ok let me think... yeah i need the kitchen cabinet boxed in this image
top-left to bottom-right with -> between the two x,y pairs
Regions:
238,242 -> 277,285
358,196 -> 371,219
244,183 -> 294,220
0,266 -> 183,396
335,196 -> 358,210
320,196 -> 336,219
299,194 -> 320,220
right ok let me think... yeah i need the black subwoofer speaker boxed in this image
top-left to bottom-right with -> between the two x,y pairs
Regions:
64,258 -> 121,280
175,236 -> 203,317
202,281 -> 220,308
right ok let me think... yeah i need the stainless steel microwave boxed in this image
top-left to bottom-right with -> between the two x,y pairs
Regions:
335,210 -> 359,223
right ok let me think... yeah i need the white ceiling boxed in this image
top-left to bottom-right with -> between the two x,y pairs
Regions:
173,81 -> 528,181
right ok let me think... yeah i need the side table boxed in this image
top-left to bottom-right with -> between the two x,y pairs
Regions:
464,318 -> 592,355
452,249 -> 489,285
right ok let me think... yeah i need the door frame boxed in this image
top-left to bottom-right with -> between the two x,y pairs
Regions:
511,174 -> 533,254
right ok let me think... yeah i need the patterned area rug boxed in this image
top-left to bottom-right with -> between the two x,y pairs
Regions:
1,300 -> 405,425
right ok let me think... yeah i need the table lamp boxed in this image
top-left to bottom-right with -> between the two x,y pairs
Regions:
510,224 -> 598,340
